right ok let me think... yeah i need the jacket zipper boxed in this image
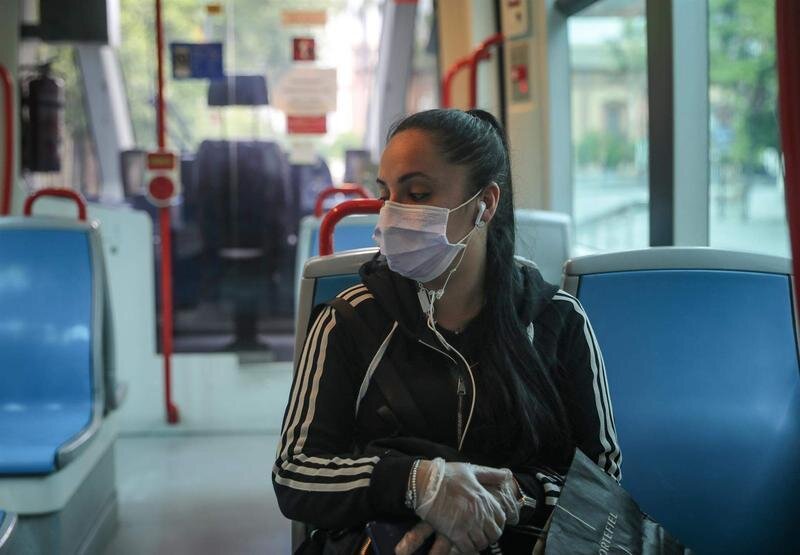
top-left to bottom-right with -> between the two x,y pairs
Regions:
418,339 -> 467,450
457,375 -> 466,447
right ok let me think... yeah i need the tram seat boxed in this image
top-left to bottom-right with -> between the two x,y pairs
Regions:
196,139 -> 294,339
294,215 -> 379,310
514,209 -> 571,284
0,218 -> 120,553
562,248 -> 800,554
0,511 -> 18,553
291,157 -> 333,221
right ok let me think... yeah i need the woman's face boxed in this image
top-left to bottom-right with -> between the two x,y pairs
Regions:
377,129 -> 479,243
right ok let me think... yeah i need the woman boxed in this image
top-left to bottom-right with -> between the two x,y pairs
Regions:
273,109 -> 621,554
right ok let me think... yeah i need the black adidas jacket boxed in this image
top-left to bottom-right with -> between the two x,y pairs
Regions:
273,257 -> 621,551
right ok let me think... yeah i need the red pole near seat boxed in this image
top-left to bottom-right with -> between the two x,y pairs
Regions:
319,198 -> 383,256
313,184 -> 371,217
441,34 -> 503,110
155,0 -> 179,424
777,0 -> 800,320
467,33 -> 503,109
441,57 -> 471,109
24,188 -> 87,221
0,64 -> 13,216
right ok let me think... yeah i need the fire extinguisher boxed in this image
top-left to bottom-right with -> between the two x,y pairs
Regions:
21,63 -> 64,173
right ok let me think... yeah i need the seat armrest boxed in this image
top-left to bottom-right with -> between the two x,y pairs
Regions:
0,512 -> 18,551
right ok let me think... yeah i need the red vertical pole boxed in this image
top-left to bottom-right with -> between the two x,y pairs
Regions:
0,65 -> 13,216
776,0 -> 800,320
155,0 -> 179,424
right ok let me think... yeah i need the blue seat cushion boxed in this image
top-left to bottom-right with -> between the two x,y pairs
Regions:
0,401 -> 92,474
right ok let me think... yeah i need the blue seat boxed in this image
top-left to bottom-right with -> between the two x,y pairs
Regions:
0,221 -> 104,475
294,215 -> 378,310
563,248 -> 800,554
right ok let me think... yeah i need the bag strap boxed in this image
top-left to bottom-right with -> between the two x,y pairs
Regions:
327,297 -> 430,437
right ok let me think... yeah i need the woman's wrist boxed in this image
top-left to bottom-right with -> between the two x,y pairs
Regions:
405,459 -> 424,509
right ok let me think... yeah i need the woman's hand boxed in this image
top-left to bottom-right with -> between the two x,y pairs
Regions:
394,522 -> 462,555
399,458 -> 508,553
475,468 -> 521,526
395,463 -> 521,555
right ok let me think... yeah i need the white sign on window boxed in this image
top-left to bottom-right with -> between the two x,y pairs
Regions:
273,67 -> 337,115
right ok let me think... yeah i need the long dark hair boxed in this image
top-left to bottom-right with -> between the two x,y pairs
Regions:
388,108 -> 571,466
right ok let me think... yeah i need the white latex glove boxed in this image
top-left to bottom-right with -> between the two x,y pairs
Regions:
400,458 -> 507,554
396,464 -> 521,555
478,468 -> 521,526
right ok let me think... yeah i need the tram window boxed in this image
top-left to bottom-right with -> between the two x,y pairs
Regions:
405,0 -> 439,114
567,0 -> 648,254
19,45 -> 102,198
118,1 -> 382,359
708,0 -> 788,257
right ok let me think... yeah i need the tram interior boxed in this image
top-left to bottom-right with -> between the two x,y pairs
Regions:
0,0 -> 799,553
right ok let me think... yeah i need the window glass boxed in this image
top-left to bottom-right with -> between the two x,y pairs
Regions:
406,0 -> 439,114
567,0 -> 648,254
708,0 -> 787,257
118,0 -> 382,359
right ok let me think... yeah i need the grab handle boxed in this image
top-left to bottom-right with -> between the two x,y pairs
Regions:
24,188 -> 88,221
319,198 -> 383,256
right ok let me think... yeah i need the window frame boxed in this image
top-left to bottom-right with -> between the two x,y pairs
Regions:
551,0 -> 711,248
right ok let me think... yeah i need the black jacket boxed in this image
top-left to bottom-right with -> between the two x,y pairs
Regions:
273,257 -> 621,550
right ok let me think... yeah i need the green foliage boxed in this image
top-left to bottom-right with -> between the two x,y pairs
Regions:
318,130 -> 361,161
577,131 -> 635,170
708,0 -> 779,174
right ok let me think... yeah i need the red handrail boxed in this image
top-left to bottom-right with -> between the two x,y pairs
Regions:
441,33 -> 503,110
777,0 -> 800,320
155,0 -> 179,424
1,64 -> 13,215
441,57 -> 471,109
24,188 -> 87,221
314,184 -> 371,217
467,33 -> 504,109
319,198 -> 383,256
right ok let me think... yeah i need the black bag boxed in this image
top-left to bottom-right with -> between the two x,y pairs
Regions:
544,450 -> 693,555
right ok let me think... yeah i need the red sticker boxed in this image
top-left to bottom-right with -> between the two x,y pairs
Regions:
287,115 -> 327,134
293,37 -> 316,61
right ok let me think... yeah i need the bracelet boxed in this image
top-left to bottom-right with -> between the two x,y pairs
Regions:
405,459 -> 422,509
512,475 -> 538,510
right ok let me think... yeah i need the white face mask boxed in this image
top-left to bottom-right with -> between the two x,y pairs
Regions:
372,190 -> 486,283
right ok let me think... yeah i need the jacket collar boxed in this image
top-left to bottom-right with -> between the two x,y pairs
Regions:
359,254 -> 556,342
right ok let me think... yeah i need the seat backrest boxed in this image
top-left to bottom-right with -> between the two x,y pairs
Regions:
294,248 -> 378,372
294,215 -> 378,310
0,219 -> 105,455
0,220 -> 103,406
563,248 -> 800,554
514,209 -> 571,284
195,140 -> 291,254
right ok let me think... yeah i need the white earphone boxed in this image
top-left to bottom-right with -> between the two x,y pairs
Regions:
475,200 -> 487,227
